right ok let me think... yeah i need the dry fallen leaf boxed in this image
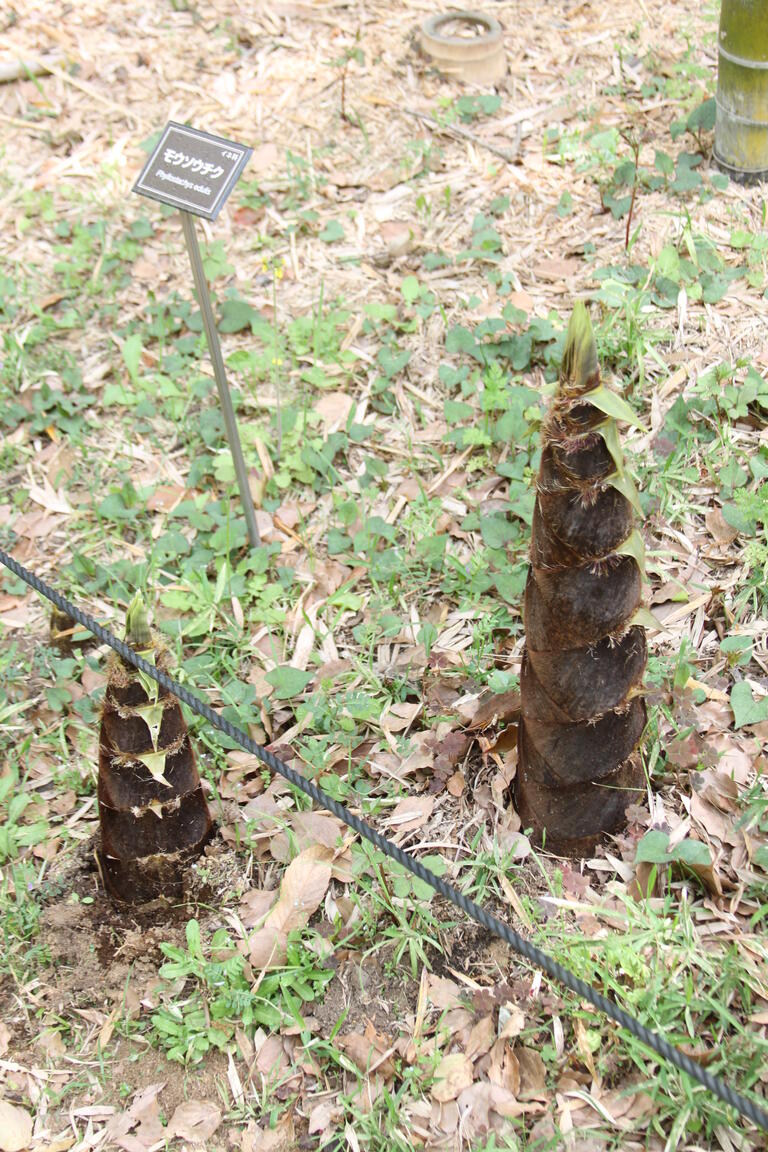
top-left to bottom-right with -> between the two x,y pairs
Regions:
0,1101 -> 34,1152
378,219 -> 419,257
0,1022 -> 10,1057
239,887 -> 279,929
465,1013 -> 495,1061
308,1101 -> 340,1134
241,1111 -> 294,1151
315,391 -> 354,432
28,477 -> 73,514
383,795 -> 434,833
431,1052 -> 473,1102
705,506 -> 738,546
266,845 -> 332,934
270,811 -> 345,864
249,846 -> 332,969
426,975 -> 465,1010
38,1028 -> 66,1057
488,1038 -> 521,1095
456,689 -> 521,730
168,1099 -> 222,1143
498,1004 -> 525,1041
380,699 -> 422,735
247,924 -> 287,969
250,142 -> 280,172
533,257 -> 581,281
517,1047 -> 548,1099
339,1024 -> 395,1079
105,1081 -> 166,1152
255,1034 -> 289,1076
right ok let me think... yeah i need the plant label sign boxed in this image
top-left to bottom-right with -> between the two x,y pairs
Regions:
132,122 -> 252,221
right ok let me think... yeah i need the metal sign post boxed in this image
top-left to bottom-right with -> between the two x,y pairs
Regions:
132,121 -> 260,548
179,211 -> 261,548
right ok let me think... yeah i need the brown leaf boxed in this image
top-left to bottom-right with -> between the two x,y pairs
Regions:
426,975 -> 465,1010
168,1099 -> 222,1142
506,289 -> 534,314
367,167 -> 402,192
380,700 -> 422,734
705,507 -> 738,546
250,143 -> 280,172
233,205 -> 262,228
465,1014 -> 495,1061
265,845 -> 332,934
270,811 -> 345,864
457,689 -> 521,730
255,1034 -> 289,1076
517,1047 -> 548,1099
105,1082 -> 166,1152
239,887 -> 279,929
652,580 -> 689,605
573,1018 -> 598,1080
383,795 -> 434,833
340,1025 -> 395,1079
248,924 -> 287,969
666,731 -> 706,769
533,257 -> 580,281
379,220 -> 419,257
130,1082 -> 166,1146
488,1038 -> 521,1095
308,1101 -> 339,1134
146,483 -> 185,513
241,1112 -> 294,1152
0,1022 -> 10,1057
498,1005 -> 525,1040
446,770 -> 466,797
38,1028 -> 66,1057
315,391 -> 354,432
431,730 -> 472,775
0,1101 -> 33,1152
431,1052 -> 473,1102
456,1082 -> 533,1136
28,478 -> 73,514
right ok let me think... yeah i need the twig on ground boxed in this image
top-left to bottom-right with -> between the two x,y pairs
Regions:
0,38 -> 136,122
401,106 -> 521,164
0,56 -> 57,83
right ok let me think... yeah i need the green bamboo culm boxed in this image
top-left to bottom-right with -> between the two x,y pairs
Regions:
715,0 -> 768,181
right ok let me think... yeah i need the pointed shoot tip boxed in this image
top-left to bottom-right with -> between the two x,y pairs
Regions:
125,592 -> 152,648
561,302 -> 598,392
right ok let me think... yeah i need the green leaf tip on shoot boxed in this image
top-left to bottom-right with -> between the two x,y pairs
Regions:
125,592 -> 152,648
560,301 -> 599,394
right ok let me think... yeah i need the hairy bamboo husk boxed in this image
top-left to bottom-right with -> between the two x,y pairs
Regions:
514,304 -> 647,854
97,595 -> 212,902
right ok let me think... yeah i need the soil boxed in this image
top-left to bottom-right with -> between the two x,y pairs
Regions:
312,949 -> 415,1040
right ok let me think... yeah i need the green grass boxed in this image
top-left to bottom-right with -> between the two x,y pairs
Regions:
1,10 -> 767,1147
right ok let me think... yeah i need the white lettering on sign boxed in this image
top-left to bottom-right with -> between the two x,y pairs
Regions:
155,170 -> 213,195
162,148 -> 226,179
133,121 -> 252,221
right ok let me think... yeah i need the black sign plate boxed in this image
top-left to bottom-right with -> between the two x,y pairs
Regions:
132,122 -> 252,221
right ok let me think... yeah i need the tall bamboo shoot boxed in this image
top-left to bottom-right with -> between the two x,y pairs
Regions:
514,304 -> 647,853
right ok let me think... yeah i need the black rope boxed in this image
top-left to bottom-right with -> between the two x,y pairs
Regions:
1,546 -> 766,1132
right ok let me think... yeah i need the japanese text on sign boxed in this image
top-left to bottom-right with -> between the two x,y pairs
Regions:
132,122 -> 252,221
161,150 -> 224,178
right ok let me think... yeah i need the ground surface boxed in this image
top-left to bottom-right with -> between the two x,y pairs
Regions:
1,1 -> 767,1150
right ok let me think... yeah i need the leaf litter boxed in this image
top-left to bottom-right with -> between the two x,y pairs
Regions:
1,0 -> 767,1148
